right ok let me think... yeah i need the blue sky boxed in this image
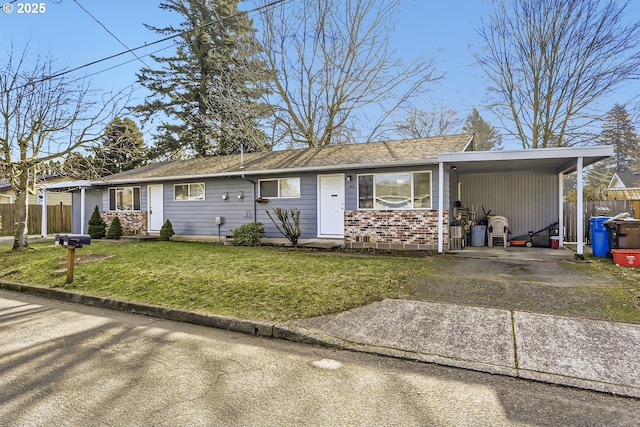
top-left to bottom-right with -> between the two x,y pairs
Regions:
2,0 -> 639,148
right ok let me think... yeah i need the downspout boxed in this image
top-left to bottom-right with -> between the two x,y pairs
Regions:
0,194 -> 12,203
438,161 -> 444,253
241,175 -> 257,222
576,157 -> 584,258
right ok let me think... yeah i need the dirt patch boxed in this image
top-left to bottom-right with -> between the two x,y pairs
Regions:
73,254 -> 115,264
404,253 -> 640,324
55,254 -> 115,272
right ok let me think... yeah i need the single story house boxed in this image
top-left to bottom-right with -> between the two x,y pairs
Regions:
51,134 -> 613,255
607,171 -> 640,218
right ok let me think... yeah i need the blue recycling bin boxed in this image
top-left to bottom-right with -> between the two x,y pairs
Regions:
590,217 -> 611,257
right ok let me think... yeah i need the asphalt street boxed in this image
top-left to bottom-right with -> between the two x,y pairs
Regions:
1,289 -> 639,427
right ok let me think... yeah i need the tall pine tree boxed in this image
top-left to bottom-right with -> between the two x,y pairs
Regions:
598,104 -> 639,173
462,108 -> 503,151
93,117 -> 148,176
133,0 -> 270,159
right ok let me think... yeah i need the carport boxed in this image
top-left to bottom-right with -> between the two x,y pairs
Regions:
435,145 -> 614,256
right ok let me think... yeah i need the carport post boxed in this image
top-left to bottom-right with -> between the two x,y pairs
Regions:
80,187 -> 86,234
437,161 -> 444,253
576,157 -> 584,256
40,190 -> 48,237
558,172 -> 564,248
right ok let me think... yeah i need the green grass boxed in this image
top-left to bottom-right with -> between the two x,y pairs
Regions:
0,241 -> 426,321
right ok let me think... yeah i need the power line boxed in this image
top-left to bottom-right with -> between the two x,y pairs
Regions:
72,0 -> 151,69
7,0 -> 288,93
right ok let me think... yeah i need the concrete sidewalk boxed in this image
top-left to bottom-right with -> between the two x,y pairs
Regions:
2,281 -> 639,398
288,299 -> 640,398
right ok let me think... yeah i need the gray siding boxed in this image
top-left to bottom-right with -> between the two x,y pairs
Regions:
107,174 -> 320,239
161,178 -> 256,237
255,172 -> 318,239
72,191 -> 102,234
75,164 -> 449,239
459,171 -> 559,238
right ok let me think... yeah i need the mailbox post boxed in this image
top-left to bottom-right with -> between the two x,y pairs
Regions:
55,234 -> 91,283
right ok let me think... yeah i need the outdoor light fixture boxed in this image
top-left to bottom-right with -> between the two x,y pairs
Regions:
347,175 -> 352,182
222,192 -> 228,201
237,191 -> 244,200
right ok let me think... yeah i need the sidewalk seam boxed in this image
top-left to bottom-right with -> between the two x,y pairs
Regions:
511,309 -> 520,371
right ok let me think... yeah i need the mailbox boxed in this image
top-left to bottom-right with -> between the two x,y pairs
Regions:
54,234 -> 91,248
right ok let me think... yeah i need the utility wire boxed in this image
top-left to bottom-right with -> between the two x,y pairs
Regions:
72,0 -> 151,69
8,0 -> 288,93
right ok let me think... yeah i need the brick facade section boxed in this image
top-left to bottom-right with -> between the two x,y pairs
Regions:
344,210 -> 449,250
102,211 -> 148,235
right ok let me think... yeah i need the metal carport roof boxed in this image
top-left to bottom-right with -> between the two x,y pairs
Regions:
435,145 -> 615,256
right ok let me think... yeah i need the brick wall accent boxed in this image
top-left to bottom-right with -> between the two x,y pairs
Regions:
102,211 -> 148,235
344,209 -> 449,250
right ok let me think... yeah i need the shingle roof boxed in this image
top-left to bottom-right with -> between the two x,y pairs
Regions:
96,134 -> 473,184
615,171 -> 640,188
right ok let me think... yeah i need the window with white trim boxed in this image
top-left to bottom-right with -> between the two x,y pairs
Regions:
109,187 -> 141,211
174,183 -> 205,201
258,178 -> 300,198
357,171 -> 431,209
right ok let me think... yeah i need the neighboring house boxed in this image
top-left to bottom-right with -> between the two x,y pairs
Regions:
607,171 -> 640,218
0,175 -> 75,206
60,134 -> 613,255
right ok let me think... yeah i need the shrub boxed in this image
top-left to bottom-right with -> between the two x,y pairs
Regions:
159,219 -> 175,241
106,216 -> 123,239
88,206 -> 106,239
266,207 -> 301,247
232,222 -> 264,246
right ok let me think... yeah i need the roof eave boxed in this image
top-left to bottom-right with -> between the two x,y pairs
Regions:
91,158 -> 441,185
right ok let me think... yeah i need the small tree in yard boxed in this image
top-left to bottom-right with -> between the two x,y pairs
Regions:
159,220 -> 175,241
106,217 -> 123,239
88,206 -> 107,239
266,208 -> 301,247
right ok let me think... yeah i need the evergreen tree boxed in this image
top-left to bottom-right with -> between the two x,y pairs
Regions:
93,117 -> 147,176
462,108 -> 503,151
106,216 -> 123,239
598,104 -> 639,173
159,219 -> 175,241
133,0 -> 270,159
62,152 -> 99,179
88,206 -> 107,239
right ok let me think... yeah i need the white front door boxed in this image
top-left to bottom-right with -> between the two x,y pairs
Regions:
318,174 -> 345,237
148,184 -> 164,233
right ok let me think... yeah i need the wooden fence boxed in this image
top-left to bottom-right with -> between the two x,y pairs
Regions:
0,204 -> 72,235
563,200 -> 634,243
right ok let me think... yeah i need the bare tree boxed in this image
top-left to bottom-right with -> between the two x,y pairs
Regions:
395,107 -> 461,139
257,0 -> 442,147
476,0 -> 640,149
0,49 -> 123,250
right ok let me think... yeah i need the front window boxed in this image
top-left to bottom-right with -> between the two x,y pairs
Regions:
109,187 -> 141,211
174,183 -> 205,201
259,178 -> 300,198
358,171 -> 431,209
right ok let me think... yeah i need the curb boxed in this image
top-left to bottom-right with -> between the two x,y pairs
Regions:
3,282 -> 640,399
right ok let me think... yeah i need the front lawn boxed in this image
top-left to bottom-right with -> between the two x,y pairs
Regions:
0,241 -> 426,321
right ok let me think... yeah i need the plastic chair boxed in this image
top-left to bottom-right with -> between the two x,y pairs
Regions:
487,216 -> 509,248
